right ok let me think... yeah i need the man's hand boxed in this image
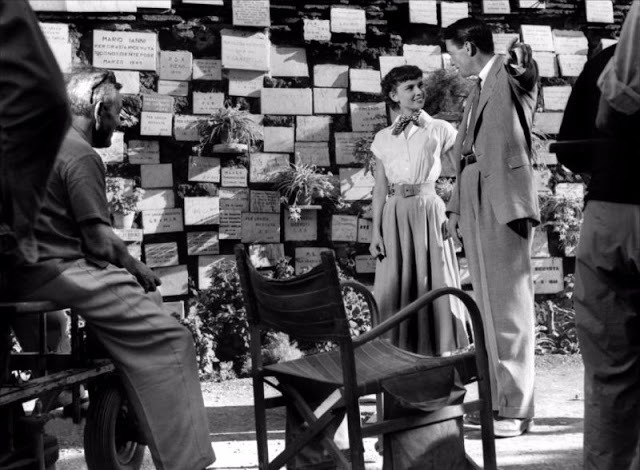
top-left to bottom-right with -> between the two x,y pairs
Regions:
130,260 -> 161,293
446,214 -> 462,247
369,232 -> 386,260
507,37 -> 532,71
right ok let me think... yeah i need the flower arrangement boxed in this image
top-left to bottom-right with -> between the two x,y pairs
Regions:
197,104 -> 262,154
105,177 -> 145,229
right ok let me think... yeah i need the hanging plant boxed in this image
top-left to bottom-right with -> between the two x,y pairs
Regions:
197,104 -> 262,154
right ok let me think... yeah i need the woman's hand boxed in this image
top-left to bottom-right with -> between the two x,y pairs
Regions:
369,232 -> 386,260
446,214 -> 462,247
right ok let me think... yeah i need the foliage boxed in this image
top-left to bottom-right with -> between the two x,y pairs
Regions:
197,104 -> 262,149
105,177 -> 144,214
535,275 -> 579,355
353,124 -> 387,176
540,193 -> 583,253
422,68 -> 474,121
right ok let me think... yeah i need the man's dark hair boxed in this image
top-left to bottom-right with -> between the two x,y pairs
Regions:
443,17 -> 495,55
381,65 -> 423,110
66,69 -> 122,119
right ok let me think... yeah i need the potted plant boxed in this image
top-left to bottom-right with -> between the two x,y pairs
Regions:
106,177 -> 144,229
539,192 -> 583,256
197,104 -> 262,154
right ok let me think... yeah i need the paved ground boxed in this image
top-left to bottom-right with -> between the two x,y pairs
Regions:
48,354 -> 584,469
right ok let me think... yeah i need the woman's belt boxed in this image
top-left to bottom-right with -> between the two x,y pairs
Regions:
388,182 -> 436,198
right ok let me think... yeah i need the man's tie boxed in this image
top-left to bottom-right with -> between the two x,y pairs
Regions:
461,78 -> 482,156
391,111 -> 421,136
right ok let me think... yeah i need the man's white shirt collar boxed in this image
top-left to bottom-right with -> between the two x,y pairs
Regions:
477,54 -> 498,89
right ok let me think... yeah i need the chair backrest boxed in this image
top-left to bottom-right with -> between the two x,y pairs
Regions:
234,244 -> 351,342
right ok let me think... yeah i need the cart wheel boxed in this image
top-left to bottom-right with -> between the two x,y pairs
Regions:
84,383 -> 145,470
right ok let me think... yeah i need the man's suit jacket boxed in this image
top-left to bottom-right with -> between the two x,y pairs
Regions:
447,54 -> 540,226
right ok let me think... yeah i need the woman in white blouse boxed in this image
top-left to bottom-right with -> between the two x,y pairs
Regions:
369,65 -> 469,356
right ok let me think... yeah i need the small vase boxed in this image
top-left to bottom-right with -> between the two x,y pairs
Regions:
113,211 -> 135,229
296,190 -> 313,206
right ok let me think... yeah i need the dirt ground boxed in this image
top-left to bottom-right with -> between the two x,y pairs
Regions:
49,354 -> 584,469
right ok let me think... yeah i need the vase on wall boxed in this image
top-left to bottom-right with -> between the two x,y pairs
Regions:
113,211 -> 135,229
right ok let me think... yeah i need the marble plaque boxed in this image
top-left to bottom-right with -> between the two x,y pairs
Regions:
187,231 -> 220,256
141,112 -> 172,136
350,102 -> 387,132
142,94 -> 174,113
313,88 -> 349,114
532,257 -> 563,294
241,213 -> 281,243
221,29 -> 270,71
543,86 -> 572,111
586,0 -> 614,23
313,64 -> 349,88
335,132 -> 370,165
357,218 -> 373,244
294,247 -> 333,274
284,210 -> 317,241
155,265 -> 188,297
113,228 -> 144,242
137,189 -> 175,211
557,54 -> 587,77
355,255 -> 376,274
227,70 -> 264,98
39,22 -> 69,43
249,243 -> 285,268
95,131 -> 124,163
552,30 -> 588,55
197,255 -> 234,290
30,1 -> 67,11
303,19 -> 331,42
157,80 -> 188,97
49,41 -> 72,73
483,0 -> 510,14
340,167 -> 375,201
232,0 -> 271,27
533,112 -> 563,135
250,190 -> 280,213
403,44 -> 442,72
263,126 -> 295,152
519,0 -> 546,7
408,0 -> 437,24
330,7 -> 366,34
144,242 -> 179,268
141,163 -> 173,188
249,153 -> 290,183
295,142 -> 330,167
193,92 -> 225,115
188,156 -> 221,183
114,71 -> 140,95
349,69 -> 382,94
555,183 -> 584,200
221,167 -> 248,187
521,25 -> 555,52
219,188 -> 250,211
261,88 -> 312,115
492,33 -> 520,55
219,210 -> 242,239
93,30 -> 157,71
184,197 -> 220,225
192,59 -> 222,81
441,2 -> 469,28
142,208 -> 183,234
174,115 -> 200,141
331,215 -> 358,242
379,56 -> 408,79
296,116 -> 331,142
270,46 -> 309,77
532,52 -> 557,78
159,50 -> 193,81
532,230 -> 550,257
163,301 -> 185,319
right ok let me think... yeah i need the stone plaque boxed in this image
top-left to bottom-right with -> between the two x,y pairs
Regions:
533,112 -> 563,135
137,189 -> 175,211
350,102 -> 387,132
140,111 -> 173,136
221,29 -> 270,71
261,88 -> 312,115
335,132 -> 370,165
349,69 -> 382,94
159,50 -> 193,81
241,213 -> 281,243
142,94 -> 174,113
284,210 -> 317,241
249,243 -> 285,268
142,208 -> 184,234
532,52 -> 558,78
331,215 -> 358,242
249,153 -> 290,183
408,0 -> 437,24
379,56 -> 408,79
532,257 -> 563,294
483,0 -> 510,14
520,25 -> 555,52
141,163 -> 173,188
296,116 -> 331,142
49,41 -> 72,73
250,190 -> 280,213
586,0 -> 614,23
532,230 -> 550,257
93,30 -> 157,71
270,46 -> 309,77
403,44 -> 442,72
557,54 -> 587,77
39,22 -> 69,43
313,64 -> 349,88
543,86 -> 572,111
492,33 -> 520,55
188,157 -> 220,183
232,0 -> 271,27
144,242 -> 179,268
314,88 -> 349,114
95,131 -> 124,163
552,30 -> 588,55
114,71 -> 140,94
219,210 -> 242,239
264,126 -> 295,152
193,92 -> 225,115
441,2 -> 469,28
330,7 -> 366,34
187,231 -> 220,256
303,19 -> 331,42
163,301 -> 185,319
174,115 -> 201,141
227,70 -> 264,98
340,167 -> 375,201
219,188 -> 250,211
155,265 -> 188,297
157,80 -> 189,97
221,167 -> 248,187
192,59 -> 222,81
295,142 -> 330,167
113,228 -> 144,242
198,255 -> 234,290
30,1 -> 67,11
184,197 -> 220,225
294,247 -> 333,274
357,218 -> 373,244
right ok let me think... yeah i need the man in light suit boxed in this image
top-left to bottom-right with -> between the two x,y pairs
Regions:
444,18 -> 539,438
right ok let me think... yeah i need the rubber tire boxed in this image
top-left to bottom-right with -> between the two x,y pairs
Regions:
84,383 -> 145,470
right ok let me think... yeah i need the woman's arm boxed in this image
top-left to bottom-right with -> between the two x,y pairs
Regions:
369,158 -> 388,259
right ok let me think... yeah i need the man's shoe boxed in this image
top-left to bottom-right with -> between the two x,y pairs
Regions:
493,417 -> 533,438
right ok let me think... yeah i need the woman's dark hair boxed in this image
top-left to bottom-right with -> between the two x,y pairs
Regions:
381,65 -> 423,110
443,17 -> 494,55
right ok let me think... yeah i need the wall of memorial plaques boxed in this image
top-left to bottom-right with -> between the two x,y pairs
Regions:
31,0 -> 632,307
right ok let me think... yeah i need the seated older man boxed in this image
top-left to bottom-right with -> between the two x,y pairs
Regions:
10,69 -> 215,470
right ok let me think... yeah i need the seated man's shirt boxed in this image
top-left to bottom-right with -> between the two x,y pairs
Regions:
14,127 -> 111,295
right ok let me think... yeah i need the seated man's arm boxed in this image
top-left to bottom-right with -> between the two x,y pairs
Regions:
80,222 -> 161,293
